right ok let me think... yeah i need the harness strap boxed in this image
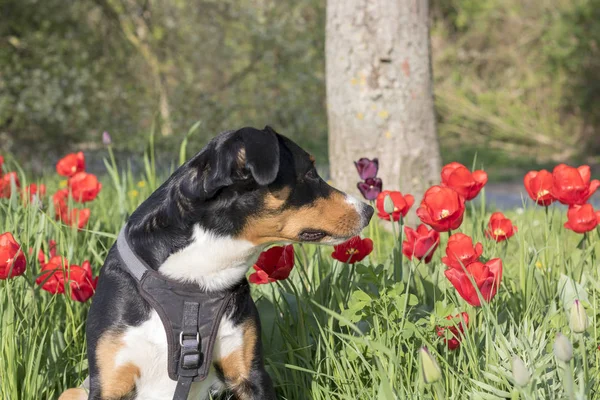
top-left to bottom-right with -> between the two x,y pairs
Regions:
116,228 -> 147,281
173,378 -> 194,400
174,301 -> 201,400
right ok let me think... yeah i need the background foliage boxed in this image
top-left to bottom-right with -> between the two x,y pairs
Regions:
1,0 -> 599,176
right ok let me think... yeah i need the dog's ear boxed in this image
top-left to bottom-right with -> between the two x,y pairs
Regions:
241,126 -> 280,185
202,127 -> 280,198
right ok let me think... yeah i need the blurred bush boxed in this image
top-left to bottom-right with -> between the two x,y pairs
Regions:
431,0 -> 600,173
1,0 -> 598,178
0,0 -> 326,163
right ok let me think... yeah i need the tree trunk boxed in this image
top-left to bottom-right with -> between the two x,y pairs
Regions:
105,0 -> 173,137
326,0 -> 441,217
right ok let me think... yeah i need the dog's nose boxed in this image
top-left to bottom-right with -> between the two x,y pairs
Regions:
363,204 -> 374,223
345,194 -> 374,227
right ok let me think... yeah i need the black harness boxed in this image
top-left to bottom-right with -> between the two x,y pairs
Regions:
116,226 -> 250,400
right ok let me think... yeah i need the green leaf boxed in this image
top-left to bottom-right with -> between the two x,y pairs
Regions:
350,290 -> 372,307
557,274 -> 588,311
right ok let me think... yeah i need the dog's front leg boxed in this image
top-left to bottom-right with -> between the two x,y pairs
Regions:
215,318 -> 276,400
86,330 -> 141,400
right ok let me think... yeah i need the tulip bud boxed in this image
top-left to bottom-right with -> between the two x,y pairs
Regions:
553,333 -> 573,363
511,356 -> 530,387
420,347 -> 441,384
569,300 -> 588,333
383,194 -> 395,214
102,131 -> 112,146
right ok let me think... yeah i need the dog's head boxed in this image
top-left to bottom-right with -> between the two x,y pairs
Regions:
178,126 -> 373,246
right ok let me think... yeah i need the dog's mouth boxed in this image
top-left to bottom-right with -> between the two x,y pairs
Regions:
298,229 -> 328,242
298,229 -> 355,244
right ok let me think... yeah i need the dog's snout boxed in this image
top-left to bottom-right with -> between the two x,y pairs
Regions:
345,194 -> 374,228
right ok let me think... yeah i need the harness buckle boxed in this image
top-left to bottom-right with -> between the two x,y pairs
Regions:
179,331 -> 200,347
179,331 -> 202,371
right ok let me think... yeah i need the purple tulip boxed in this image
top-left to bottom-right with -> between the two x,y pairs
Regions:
102,131 -> 112,146
357,177 -> 382,200
354,158 -> 379,180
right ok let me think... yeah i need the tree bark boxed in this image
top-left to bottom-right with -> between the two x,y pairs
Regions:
326,0 -> 441,216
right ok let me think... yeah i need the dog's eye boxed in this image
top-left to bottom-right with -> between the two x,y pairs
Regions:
305,169 -> 318,180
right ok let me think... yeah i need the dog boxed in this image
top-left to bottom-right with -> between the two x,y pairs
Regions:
59,126 -> 374,400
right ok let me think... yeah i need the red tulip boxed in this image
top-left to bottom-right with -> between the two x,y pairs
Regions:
442,233 -> 483,270
331,236 -> 373,264
52,189 -> 90,229
441,162 -> 488,201
0,232 -> 26,279
53,189 -> 70,219
56,152 -> 85,177
564,204 -> 600,234
402,224 -> 440,264
37,240 -> 57,267
36,257 -> 97,301
68,172 -> 102,202
416,186 -> 465,232
444,258 -> 502,307
485,212 -> 517,242
249,245 -> 295,284
552,164 -> 600,205
63,208 -> 91,229
65,260 -> 98,302
436,312 -> 469,350
36,256 -> 68,294
523,170 -> 555,206
23,183 -> 47,204
0,172 -> 20,198
376,190 -> 415,221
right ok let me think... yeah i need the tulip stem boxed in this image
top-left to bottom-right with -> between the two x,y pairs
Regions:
432,382 -> 445,400
107,145 -> 119,185
400,261 -> 414,331
396,216 -> 404,282
561,361 -> 576,400
579,334 -> 588,391
106,144 -> 126,217
375,218 -> 382,263
390,218 -> 398,281
345,262 -> 355,304
578,233 -> 588,251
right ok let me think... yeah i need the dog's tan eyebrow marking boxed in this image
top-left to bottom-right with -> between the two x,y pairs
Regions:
309,155 -> 316,164
96,331 -> 140,398
264,186 -> 291,210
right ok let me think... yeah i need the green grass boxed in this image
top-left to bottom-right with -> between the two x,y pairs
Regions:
1,143 -> 599,399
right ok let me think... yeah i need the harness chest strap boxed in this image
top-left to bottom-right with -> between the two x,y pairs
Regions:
116,227 -> 247,400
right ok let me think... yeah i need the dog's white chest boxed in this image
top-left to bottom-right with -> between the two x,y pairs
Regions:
117,310 -> 242,399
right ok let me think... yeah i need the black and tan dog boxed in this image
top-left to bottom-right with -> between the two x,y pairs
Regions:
60,126 -> 373,400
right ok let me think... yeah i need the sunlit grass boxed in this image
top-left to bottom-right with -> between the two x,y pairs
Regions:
1,139 -> 599,399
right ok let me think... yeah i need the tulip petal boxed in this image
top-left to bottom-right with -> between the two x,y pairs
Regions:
577,165 -> 591,184
472,170 -> 488,185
